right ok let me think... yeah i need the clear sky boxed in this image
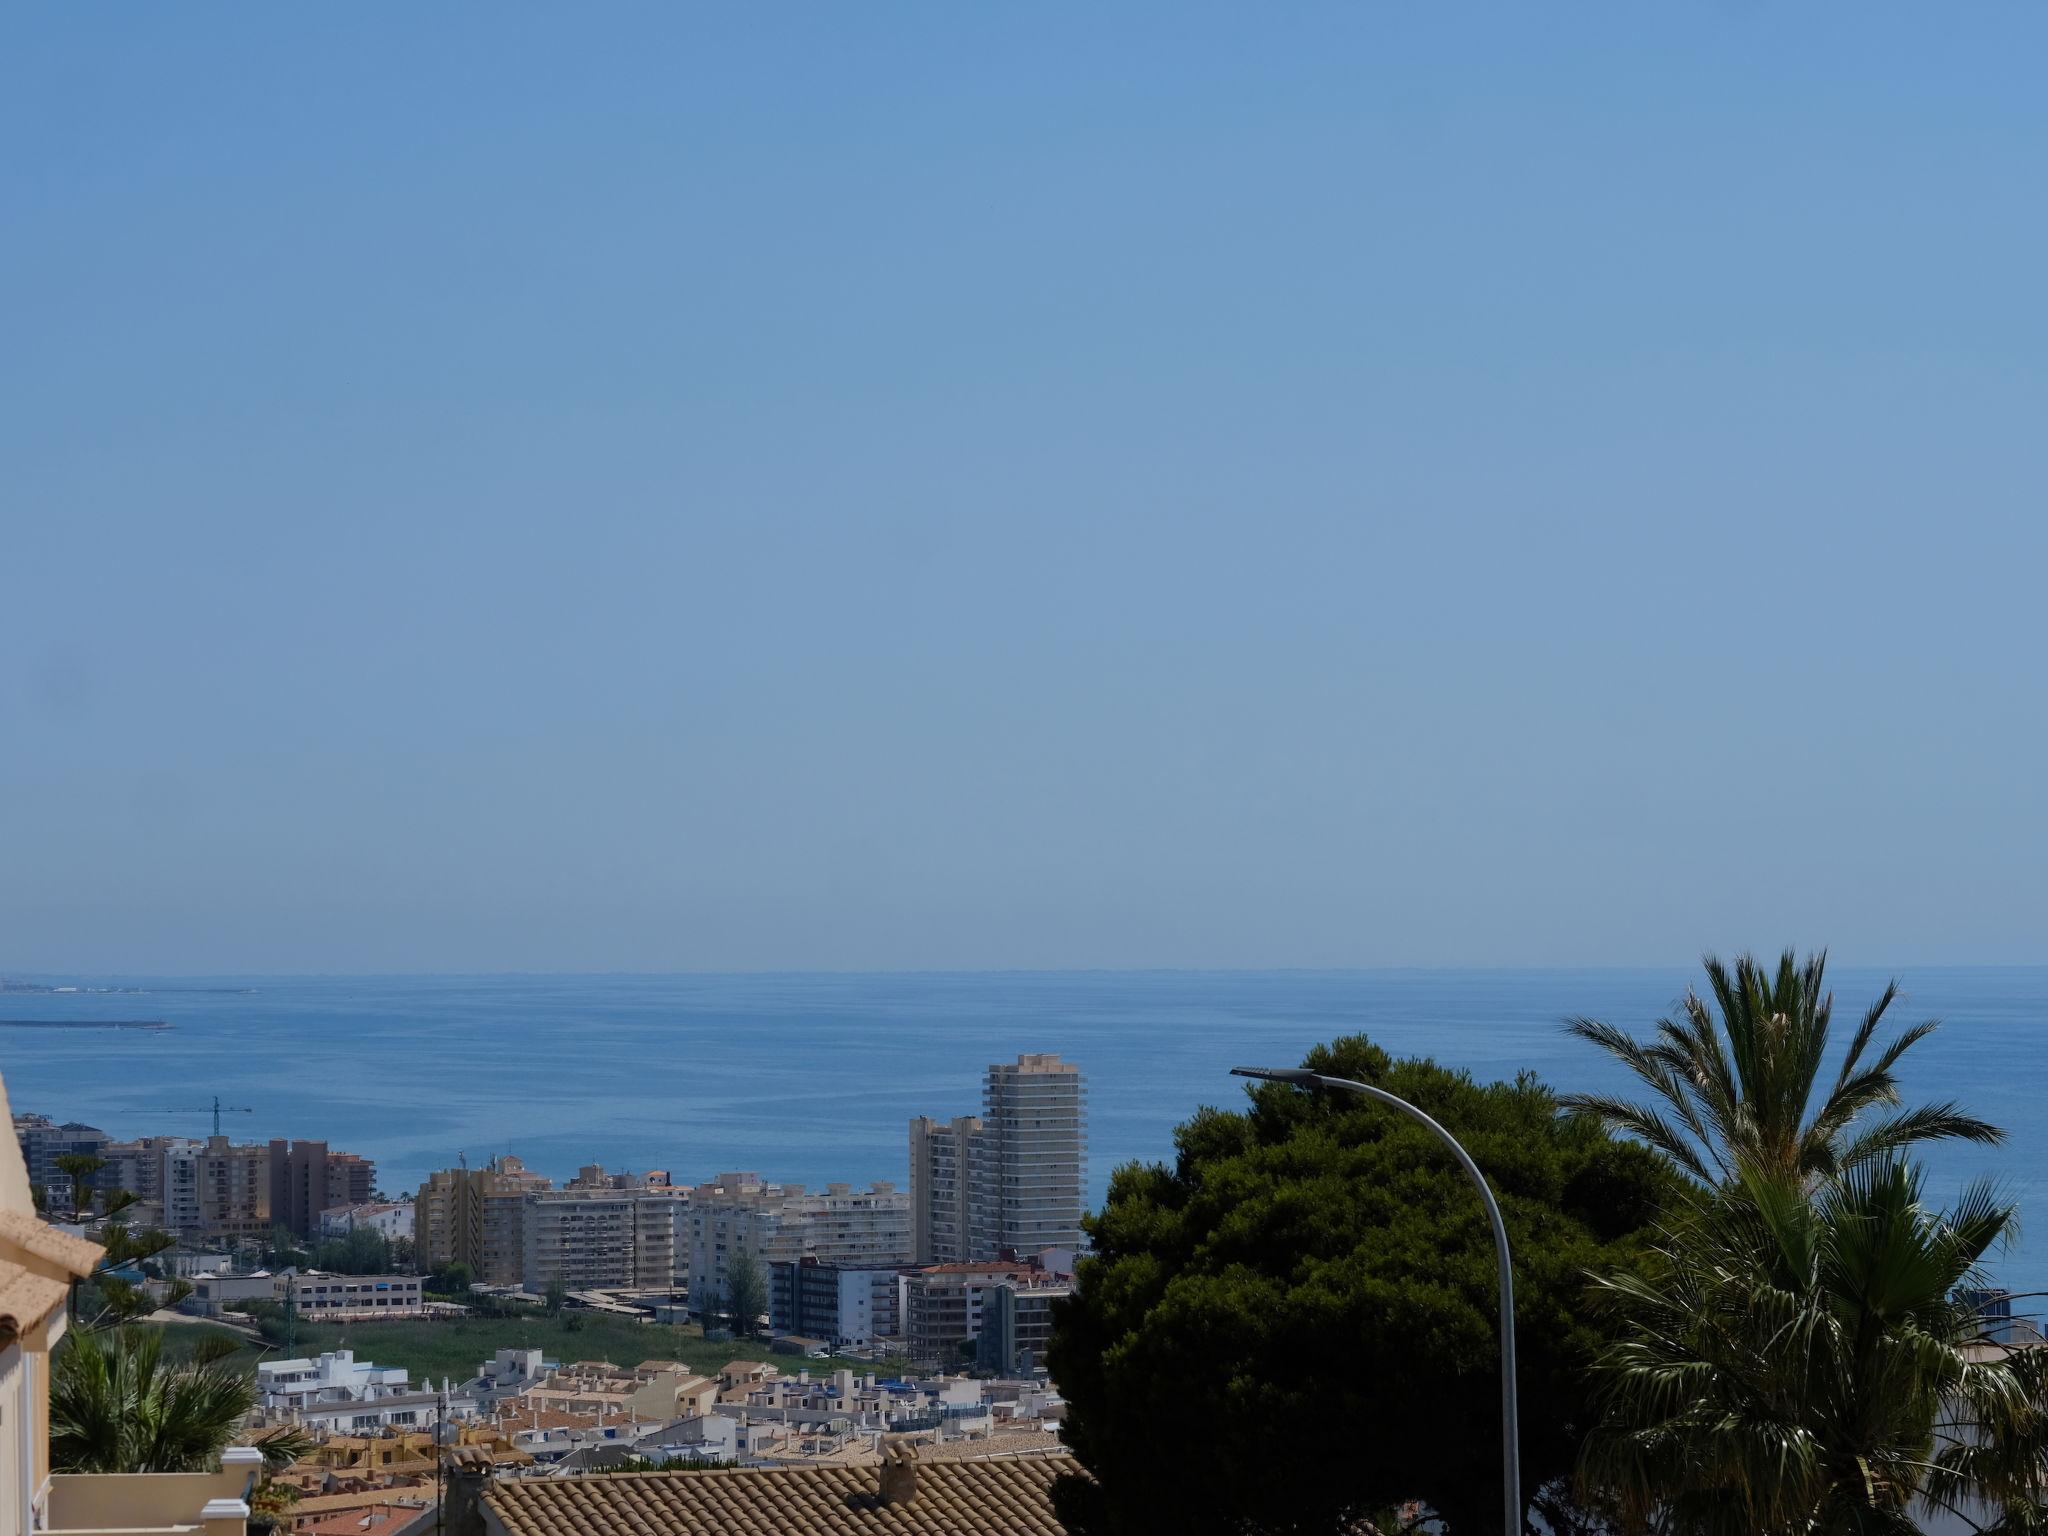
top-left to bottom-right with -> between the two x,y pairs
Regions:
3,5 -> 2042,974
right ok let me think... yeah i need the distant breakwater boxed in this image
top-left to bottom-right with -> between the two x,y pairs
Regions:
0,1018 -> 172,1031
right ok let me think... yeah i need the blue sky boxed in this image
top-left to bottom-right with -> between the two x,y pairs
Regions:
3,5 -> 2043,973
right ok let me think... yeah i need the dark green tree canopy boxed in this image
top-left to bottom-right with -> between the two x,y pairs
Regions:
1048,1036 -> 1671,1536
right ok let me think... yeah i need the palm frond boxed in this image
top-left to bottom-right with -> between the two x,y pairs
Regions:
1559,1092 -> 1718,1184
1836,1104 -> 2007,1172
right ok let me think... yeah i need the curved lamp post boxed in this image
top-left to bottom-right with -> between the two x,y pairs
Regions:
1231,1065 -> 1521,1534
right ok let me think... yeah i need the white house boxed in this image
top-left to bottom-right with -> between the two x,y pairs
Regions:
256,1349 -> 410,1414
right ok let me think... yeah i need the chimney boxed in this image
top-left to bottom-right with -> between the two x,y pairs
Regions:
879,1438 -> 918,1507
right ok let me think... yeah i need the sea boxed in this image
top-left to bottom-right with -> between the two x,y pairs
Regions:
2,967 -> 2041,1307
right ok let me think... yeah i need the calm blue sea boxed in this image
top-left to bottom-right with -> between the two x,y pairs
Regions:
3,968 -> 2041,1304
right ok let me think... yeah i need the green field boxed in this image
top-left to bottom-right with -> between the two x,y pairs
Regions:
146,1313 -> 892,1382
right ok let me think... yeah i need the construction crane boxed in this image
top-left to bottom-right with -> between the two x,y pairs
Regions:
144,1095 -> 255,1136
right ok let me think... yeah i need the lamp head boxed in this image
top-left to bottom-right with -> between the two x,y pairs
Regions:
1230,1066 -> 1323,1087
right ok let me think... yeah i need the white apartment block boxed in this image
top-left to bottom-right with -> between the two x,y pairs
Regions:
256,1349 -> 410,1414
970,1053 -> 1086,1258
520,1188 -> 676,1291
681,1173 -> 911,1315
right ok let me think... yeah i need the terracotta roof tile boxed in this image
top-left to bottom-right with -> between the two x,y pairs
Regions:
0,1259 -> 70,1334
0,1210 -> 105,1278
482,1455 -> 1073,1536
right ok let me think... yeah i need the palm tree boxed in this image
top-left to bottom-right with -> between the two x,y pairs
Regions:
1580,1158 -> 2024,1535
49,1328 -> 310,1475
1562,950 -> 2000,1186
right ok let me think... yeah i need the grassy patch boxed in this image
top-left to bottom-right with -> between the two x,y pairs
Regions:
138,1313 -> 893,1382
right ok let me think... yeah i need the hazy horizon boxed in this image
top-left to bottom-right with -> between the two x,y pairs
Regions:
6,6 -> 2044,974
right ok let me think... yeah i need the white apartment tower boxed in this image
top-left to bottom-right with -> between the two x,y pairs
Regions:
970,1054 -> 1086,1259
910,1054 -> 1087,1264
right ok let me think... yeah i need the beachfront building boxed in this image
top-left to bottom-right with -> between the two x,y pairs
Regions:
970,1054 -> 1086,1260
520,1189 -> 676,1292
681,1175 -> 912,1319
911,1054 -> 1087,1265
76,1131 -> 377,1245
908,1115 -> 983,1264
416,1155 -> 551,1285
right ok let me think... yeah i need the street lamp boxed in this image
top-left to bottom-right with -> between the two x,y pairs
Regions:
1231,1065 -> 1521,1533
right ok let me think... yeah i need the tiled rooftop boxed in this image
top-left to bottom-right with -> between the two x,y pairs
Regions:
483,1455 -> 1072,1536
0,1209 -> 105,1275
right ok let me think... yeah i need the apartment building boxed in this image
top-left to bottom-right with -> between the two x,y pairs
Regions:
100,1135 -> 204,1232
416,1155 -> 551,1285
910,1054 -> 1087,1265
768,1257 -> 904,1347
10,1114 -> 110,1212
974,1276 -> 1074,1374
194,1135 -> 273,1240
899,1262 -> 1047,1369
970,1053 -> 1086,1259
270,1141 -> 375,1241
520,1189 -> 676,1292
681,1174 -> 911,1317
16,1115 -> 376,1242
908,1115 -> 983,1264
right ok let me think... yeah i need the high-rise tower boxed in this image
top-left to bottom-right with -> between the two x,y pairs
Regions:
969,1053 -> 1085,1260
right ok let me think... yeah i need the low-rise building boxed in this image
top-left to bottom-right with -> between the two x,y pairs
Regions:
511,1359 -> 717,1426
460,1348 -> 551,1409
318,1201 -> 414,1242
257,1350 -> 411,1415
189,1267 -> 286,1318
286,1271 -> 425,1321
